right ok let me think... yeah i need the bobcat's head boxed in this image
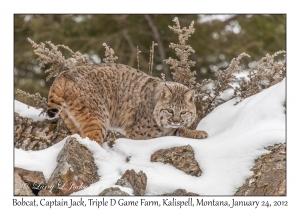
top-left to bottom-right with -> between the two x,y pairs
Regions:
154,83 -> 196,128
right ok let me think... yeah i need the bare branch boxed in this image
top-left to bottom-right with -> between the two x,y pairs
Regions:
144,14 -> 171,80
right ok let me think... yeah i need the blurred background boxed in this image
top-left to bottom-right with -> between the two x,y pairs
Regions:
14,14 -> 286,98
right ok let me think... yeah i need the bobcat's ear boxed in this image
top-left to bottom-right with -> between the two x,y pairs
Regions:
162,84 -> 172,99
184,89 -> 195,103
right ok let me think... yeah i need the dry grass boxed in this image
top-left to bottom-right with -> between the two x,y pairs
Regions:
164,17 -> 286,126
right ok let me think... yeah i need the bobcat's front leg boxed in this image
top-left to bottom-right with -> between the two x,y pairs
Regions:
177,127 -> 208,139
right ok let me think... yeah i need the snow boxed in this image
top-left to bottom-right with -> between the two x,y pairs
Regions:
14,79 -> 285,195
14,100 -> 48,121
14,140 -> 66,180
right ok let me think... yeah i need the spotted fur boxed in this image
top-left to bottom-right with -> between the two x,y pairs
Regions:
47,63 -> 208,145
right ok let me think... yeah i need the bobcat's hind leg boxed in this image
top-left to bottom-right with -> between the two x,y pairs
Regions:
60,109 -> 81,135
46,75 -> 66,118
79,115 -> 107,145
69,105 -> 107,145
64,94 -> 107,145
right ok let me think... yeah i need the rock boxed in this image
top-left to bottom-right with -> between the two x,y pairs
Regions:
99,187 -> 130,196
115,169 -> 147,195
14,173 -> 35,196
151,145 -> 202,177
14,167 -> 46,194
39,137 -> 99,195
235,143 -> 286,196
14,114 -> 123,150
14,113 -> 71,150
162,189 -> 199,196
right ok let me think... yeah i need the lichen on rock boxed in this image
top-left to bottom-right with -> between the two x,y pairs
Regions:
38,137 -> 99,196
151,145 -> 202,177
14,173 -> 35,196
14,113 -> 70,150
161,188 -> 199,196
99,187 -> 130,196
235,143 -> 286,196
115,169 -> 147,196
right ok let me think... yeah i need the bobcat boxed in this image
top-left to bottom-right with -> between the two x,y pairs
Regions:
46,63 -> 208,145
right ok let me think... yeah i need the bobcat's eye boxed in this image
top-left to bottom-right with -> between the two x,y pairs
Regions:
181,111 -> 187,115
168,109 -> 173,113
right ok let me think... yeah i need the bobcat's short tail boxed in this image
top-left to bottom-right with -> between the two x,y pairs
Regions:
46,74 -> 66,118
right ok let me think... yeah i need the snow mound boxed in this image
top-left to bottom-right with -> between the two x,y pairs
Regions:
14,100 -> 47,121
14,79 -> 285,195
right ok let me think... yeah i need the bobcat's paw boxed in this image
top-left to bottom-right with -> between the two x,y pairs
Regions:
196,130 -> 208,139
178,128 -> 208,139
192,130 -> 208,139
46,108 -> 59,118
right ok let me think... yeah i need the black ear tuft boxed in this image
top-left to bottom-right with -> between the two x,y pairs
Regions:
165,84 -> 172,93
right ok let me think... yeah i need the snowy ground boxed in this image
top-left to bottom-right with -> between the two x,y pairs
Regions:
14,79 -> 285,195
14,100 -> 48,121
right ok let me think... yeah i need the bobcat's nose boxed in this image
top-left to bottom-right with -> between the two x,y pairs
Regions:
172,116 -> 181,124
